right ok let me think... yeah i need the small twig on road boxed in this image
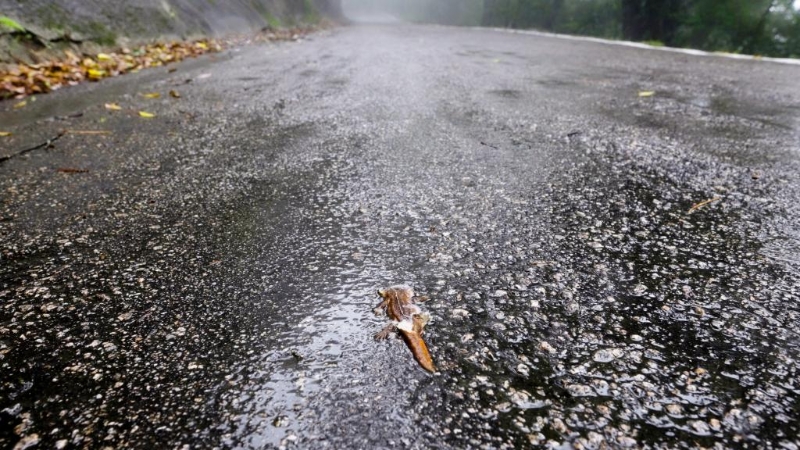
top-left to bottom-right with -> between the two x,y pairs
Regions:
0,131 -> 66,166
687,196 -> 721,214
51,112 -> 84,121
66,130 -> 112,135
530,260 -> 558,267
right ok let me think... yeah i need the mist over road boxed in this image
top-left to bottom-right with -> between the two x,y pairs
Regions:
2,23 -> 799,449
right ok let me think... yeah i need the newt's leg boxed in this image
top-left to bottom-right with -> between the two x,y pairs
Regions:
373,298 -> 389,316
374,323 -> 395,340
412,313 -> 430,335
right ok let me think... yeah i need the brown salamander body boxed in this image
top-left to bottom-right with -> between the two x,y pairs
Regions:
374,285 -> 435,372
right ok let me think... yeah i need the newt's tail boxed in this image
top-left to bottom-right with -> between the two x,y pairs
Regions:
400,330 -> 436,373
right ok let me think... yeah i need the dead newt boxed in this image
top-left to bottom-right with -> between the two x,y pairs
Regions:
373,285 -> 436,373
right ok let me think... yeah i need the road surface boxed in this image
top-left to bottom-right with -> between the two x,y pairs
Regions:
2,23 -> 800,449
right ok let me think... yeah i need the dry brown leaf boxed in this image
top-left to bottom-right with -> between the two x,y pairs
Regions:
138,111 -> 155,118
143,92 -> 161,99
169,90 -> 180,98
0,131 -> 11,137
104,103 -> 122,111
638,91 -> 655,97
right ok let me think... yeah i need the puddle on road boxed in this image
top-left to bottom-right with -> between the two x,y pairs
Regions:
198,126 -> 440,448
223,273 -> 382,448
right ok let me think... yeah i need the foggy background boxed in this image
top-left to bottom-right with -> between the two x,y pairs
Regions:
342,0 -> 800,58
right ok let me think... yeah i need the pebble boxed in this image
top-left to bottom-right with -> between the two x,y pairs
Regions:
451,308 -> 470,318
538,341 -> 556,354
593,348 -> 622,363
13,434 -> 40,450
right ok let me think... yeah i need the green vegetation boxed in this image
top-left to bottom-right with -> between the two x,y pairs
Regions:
304,0 -> 322,23
0,16 -> 25,32
265,12 -> 282,28
250,1 -> 283,28
350,0 -> 800,58
76,21 -> 117,46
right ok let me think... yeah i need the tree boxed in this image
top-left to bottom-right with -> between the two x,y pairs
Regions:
621,0 -> 684,43
676,0 -> 776,53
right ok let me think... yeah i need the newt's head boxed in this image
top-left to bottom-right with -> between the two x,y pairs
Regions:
377,285 -> 414,303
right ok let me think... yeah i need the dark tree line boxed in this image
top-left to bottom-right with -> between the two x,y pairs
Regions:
349,0 -> 800,57
481,0 -> 799,57
616,0 -> 797,55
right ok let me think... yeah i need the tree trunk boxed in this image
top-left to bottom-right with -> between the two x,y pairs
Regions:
621,0 -> 645,41
622,0 -> 683,43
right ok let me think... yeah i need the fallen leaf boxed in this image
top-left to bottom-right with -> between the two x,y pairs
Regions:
13,100 -> 27,109
104,103 -> 122,111
57,167 -> 89,173
96,53 -> 112,61
87,69 -> 106,80
143,92 -> 161,99
169,90 -> 180,98
138,111 -> 155,118
0,131 -> 11,137
638,91 -> 655,97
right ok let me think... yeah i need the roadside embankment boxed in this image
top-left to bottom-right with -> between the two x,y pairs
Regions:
0,0 -> 342,65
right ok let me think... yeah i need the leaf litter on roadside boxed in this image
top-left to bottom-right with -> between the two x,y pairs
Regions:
1,40 -> 222,99
1,24 -> 327,101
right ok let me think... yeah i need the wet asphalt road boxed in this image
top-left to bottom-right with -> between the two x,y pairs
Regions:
2,23 -> 800,449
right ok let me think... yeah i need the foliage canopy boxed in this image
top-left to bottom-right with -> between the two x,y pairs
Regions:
346,0 -> 800,57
